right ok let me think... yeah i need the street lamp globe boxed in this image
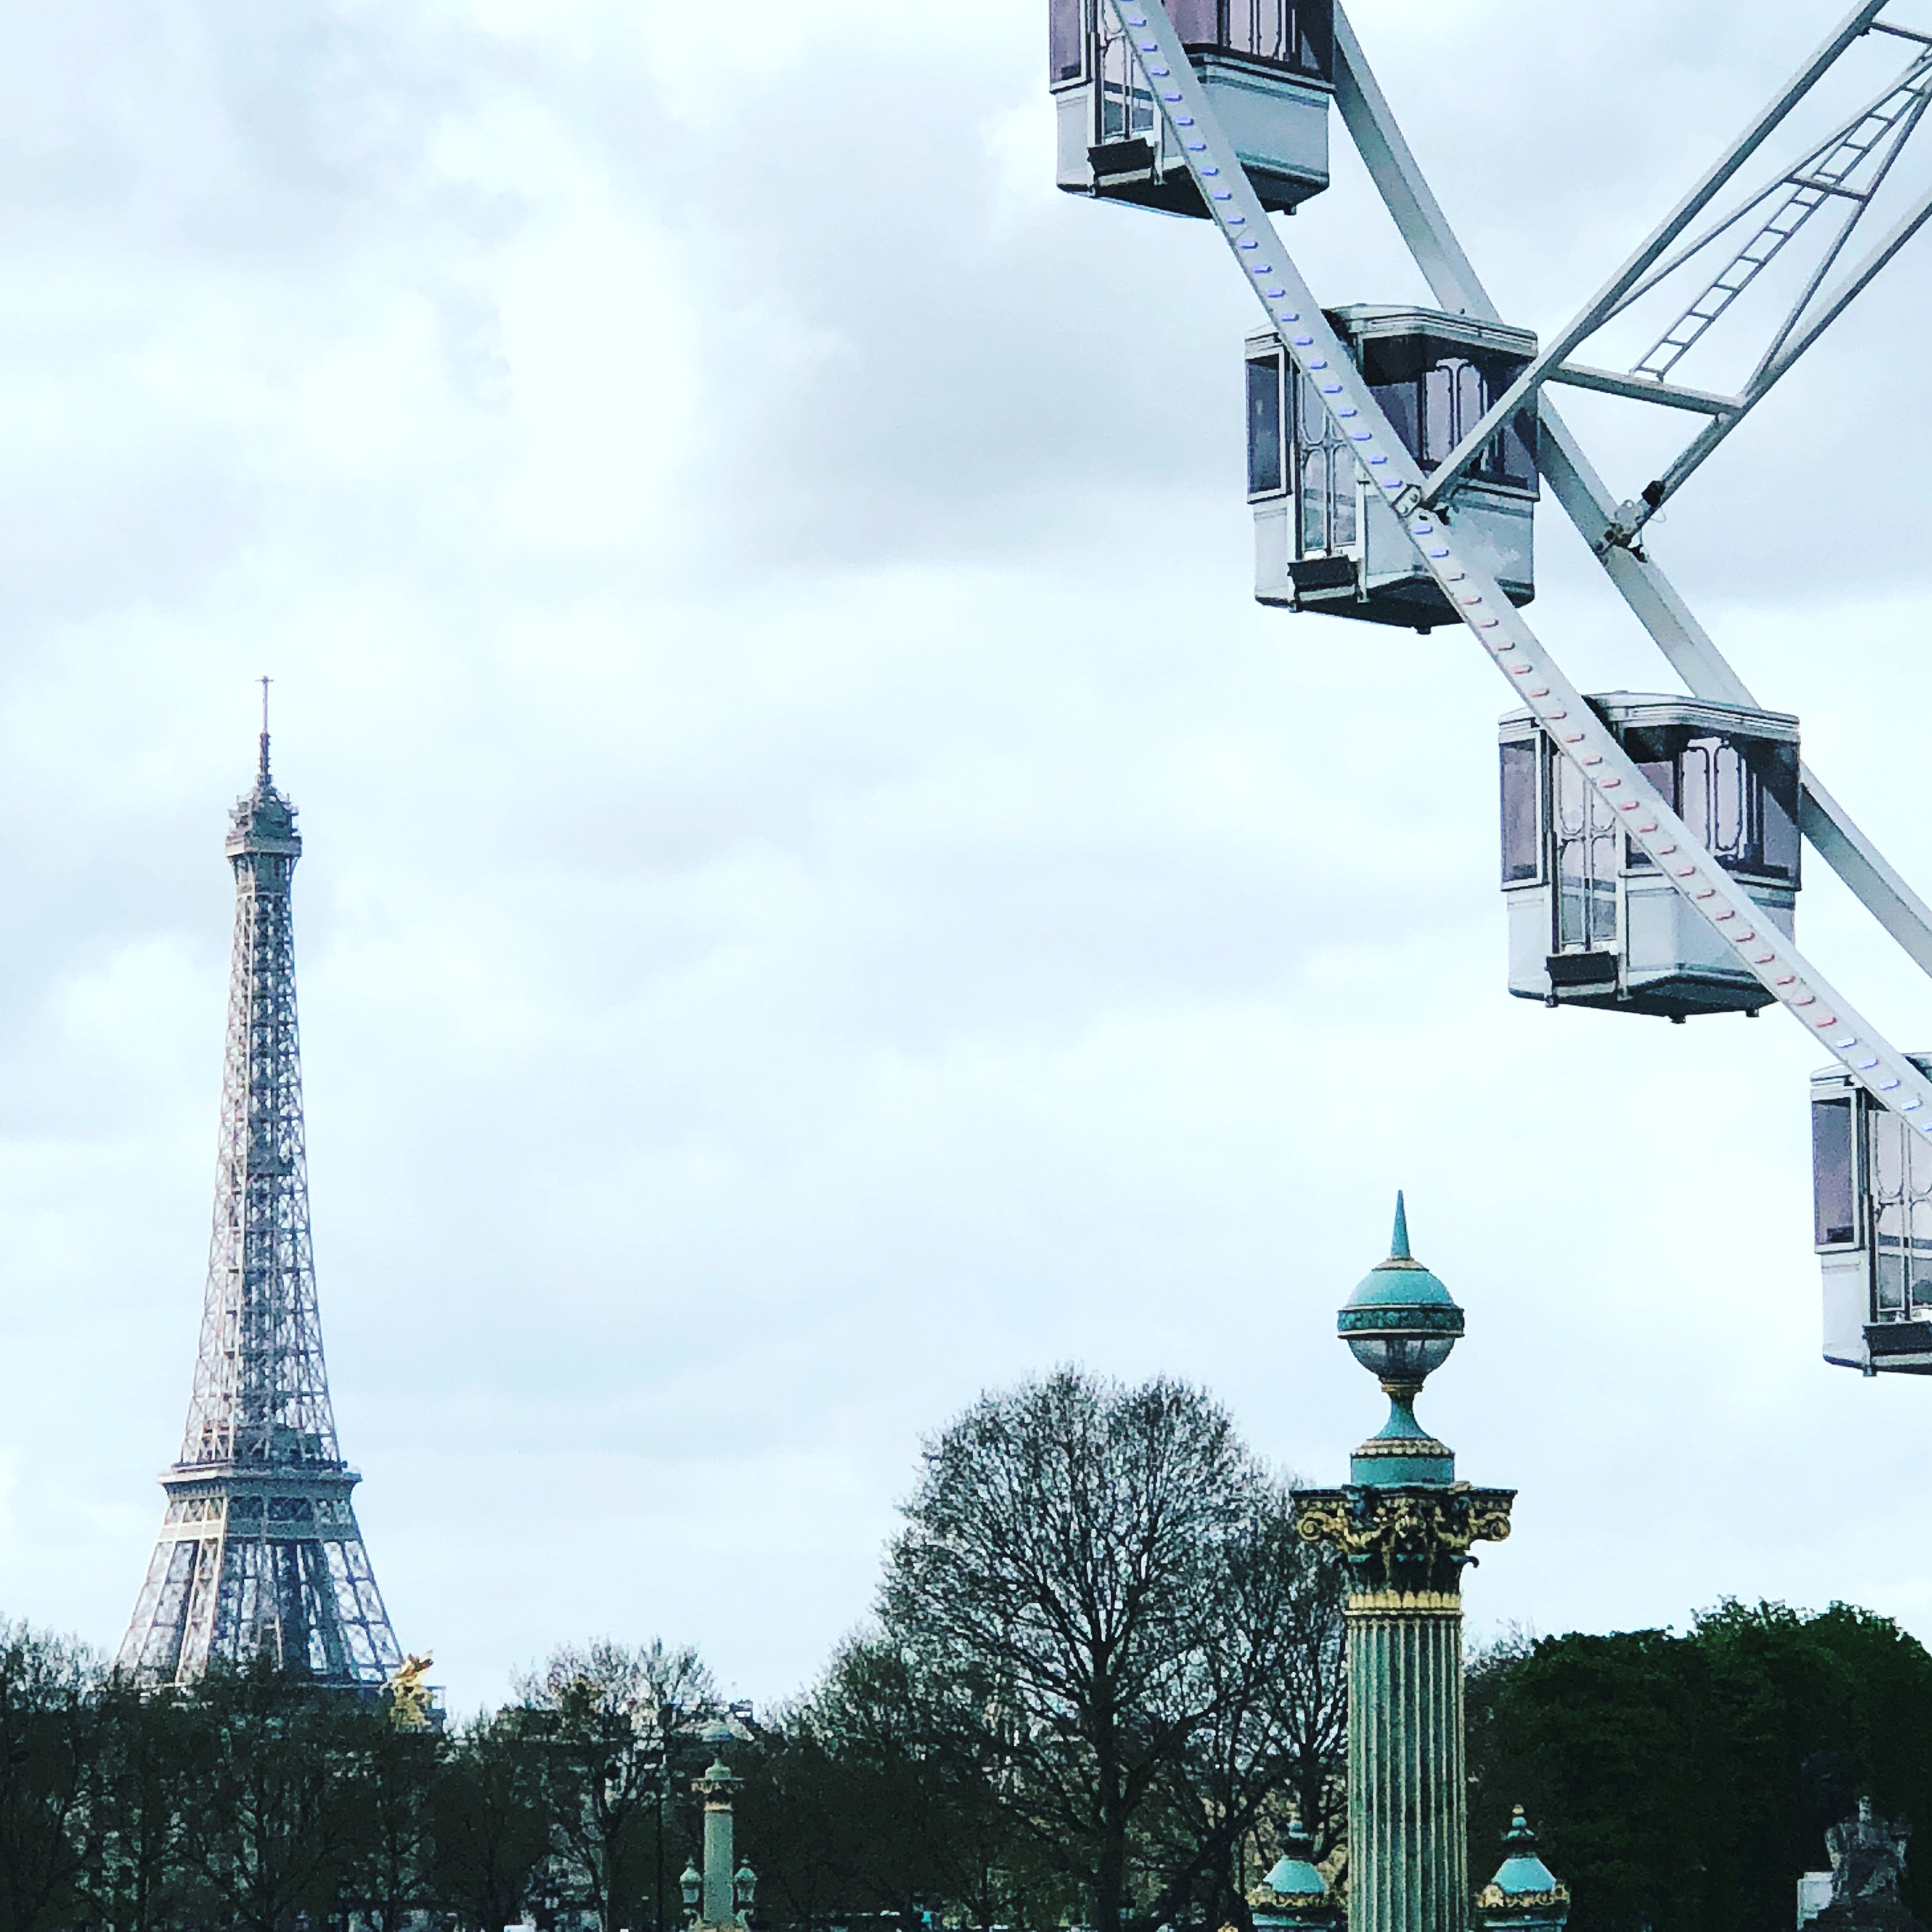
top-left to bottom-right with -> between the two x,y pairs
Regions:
1337,1193 -> 1466,1487
1338,1192 -> 1463,1386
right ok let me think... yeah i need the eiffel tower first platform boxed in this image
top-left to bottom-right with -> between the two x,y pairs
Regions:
118,719 -> 404,1690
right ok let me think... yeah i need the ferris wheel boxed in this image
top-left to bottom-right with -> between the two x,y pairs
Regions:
1048,0 -> 1932,1375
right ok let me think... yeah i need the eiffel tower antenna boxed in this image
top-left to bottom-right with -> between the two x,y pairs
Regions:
118,723 -> 403,1689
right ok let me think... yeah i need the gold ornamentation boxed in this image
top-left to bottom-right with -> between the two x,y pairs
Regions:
384,1653 -> 435,1731
1346,1590 -> 1464,1615
1351,1434 -> 1453,1459
1296,1487 -> 1512,1558
1475,1887 -> 1570,1912
1292,1494 -> 1360,1554
1294,1485 -> 1515,1597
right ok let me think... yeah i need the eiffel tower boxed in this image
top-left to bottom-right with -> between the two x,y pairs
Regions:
118,712 -> 404,1689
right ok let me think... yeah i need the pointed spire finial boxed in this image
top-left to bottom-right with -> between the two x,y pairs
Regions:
258,675 -> 273,786
1390,1190 -> 1412,1262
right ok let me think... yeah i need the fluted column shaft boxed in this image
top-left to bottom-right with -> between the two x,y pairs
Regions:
1295,1483 -> 1512,1932
1346,1597 -> 1466,1932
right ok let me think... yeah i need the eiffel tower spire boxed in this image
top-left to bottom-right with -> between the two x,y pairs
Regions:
118,729 -> 403,1689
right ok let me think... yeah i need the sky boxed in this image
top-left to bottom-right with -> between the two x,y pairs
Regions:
3,0 -> 1932,1719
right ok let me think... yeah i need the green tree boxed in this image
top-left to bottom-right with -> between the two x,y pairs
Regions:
1466,1600 -> 1932,1932
339,1717 -> 441,1932
1468,1625 -> 1710,1932
431,1710 -> 554,1932
0,1620 -> 100,1932
171,1661 -> 365,1932
86,1676 -> 197,1932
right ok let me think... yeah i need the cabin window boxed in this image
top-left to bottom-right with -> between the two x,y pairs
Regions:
1172,0 -> 1334,80
1247,355 -> 1285,497
1867,1105 -> 1932,1319
1554,753 -> 1618,951
1618,726 -> 1800,883
1813,1095 -> 1858,1249
1050,0 -> 1085,82
1499,739 -> 1540,884
1298,372 -> 1356,554
1363,335 -> 1536,491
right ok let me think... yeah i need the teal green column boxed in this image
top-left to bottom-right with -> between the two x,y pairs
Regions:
1344,1579 -> 1468,1932
687,1733 -> 756,1932
1295,1198 -> 1513,1932
700,1757 -> 735,1928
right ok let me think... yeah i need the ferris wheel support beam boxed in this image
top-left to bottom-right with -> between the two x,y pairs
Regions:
1618,177 -> 1932,535
1100,0 -> 1932,1127
1542,365 -> 1735,414
1330,1 -> 1932,986
1413,0 -> 1889,509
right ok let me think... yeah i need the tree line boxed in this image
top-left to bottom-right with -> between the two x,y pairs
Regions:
1469,1598 -> 1932,1932
0,1371 -> 1346,1932
5,1369 -> 1932,1932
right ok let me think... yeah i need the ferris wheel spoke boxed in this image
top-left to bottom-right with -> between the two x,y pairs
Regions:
1099,0 -> 1932,1130
1327,0 -> 1932,993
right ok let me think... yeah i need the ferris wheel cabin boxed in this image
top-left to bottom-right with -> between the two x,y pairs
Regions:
1499,694 -> 1800,1020
1050,0 -> 1333,217
1813,1062 -> 1932,1376
1248,307 -> 1538,627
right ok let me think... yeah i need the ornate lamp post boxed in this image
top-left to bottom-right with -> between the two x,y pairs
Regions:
1294,1195 -> 1515,1932
684,1722 -> 757,1932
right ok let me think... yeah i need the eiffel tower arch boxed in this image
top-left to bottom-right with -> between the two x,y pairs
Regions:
118,724 -> 403,1690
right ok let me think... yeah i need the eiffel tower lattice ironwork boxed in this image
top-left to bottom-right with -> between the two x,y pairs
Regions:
118,721 -> 403,1689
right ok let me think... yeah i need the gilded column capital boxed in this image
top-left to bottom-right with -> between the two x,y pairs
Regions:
1294,1482 -> 1515,1599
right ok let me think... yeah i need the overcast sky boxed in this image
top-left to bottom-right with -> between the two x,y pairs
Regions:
3,0 -> 1932,1718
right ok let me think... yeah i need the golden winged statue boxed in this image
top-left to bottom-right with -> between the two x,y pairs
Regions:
385,1652 -> 436,1731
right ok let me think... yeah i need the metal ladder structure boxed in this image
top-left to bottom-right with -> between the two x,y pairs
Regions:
1084,1 -> 1932,1164
1634,45 -> 1932,380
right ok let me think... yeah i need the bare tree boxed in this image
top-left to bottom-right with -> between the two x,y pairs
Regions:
170,1662 -> 365,1932
751,1635 -> 1064,1932
431,1710 -> 552,1932
1136,1489 -> 1347,1930
880,1368 -> 1345,1932
517,1639 -> 719,1932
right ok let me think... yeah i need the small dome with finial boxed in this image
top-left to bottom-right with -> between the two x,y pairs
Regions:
1260,1816 -> 1330,1901
1491,1807 -> 1561,1897
1250,1811 -> 1340,1931
1476,1807 -> 1570,1930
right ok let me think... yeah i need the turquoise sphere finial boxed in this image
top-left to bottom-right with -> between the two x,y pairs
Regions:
1338,1194 -> 1465,1485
